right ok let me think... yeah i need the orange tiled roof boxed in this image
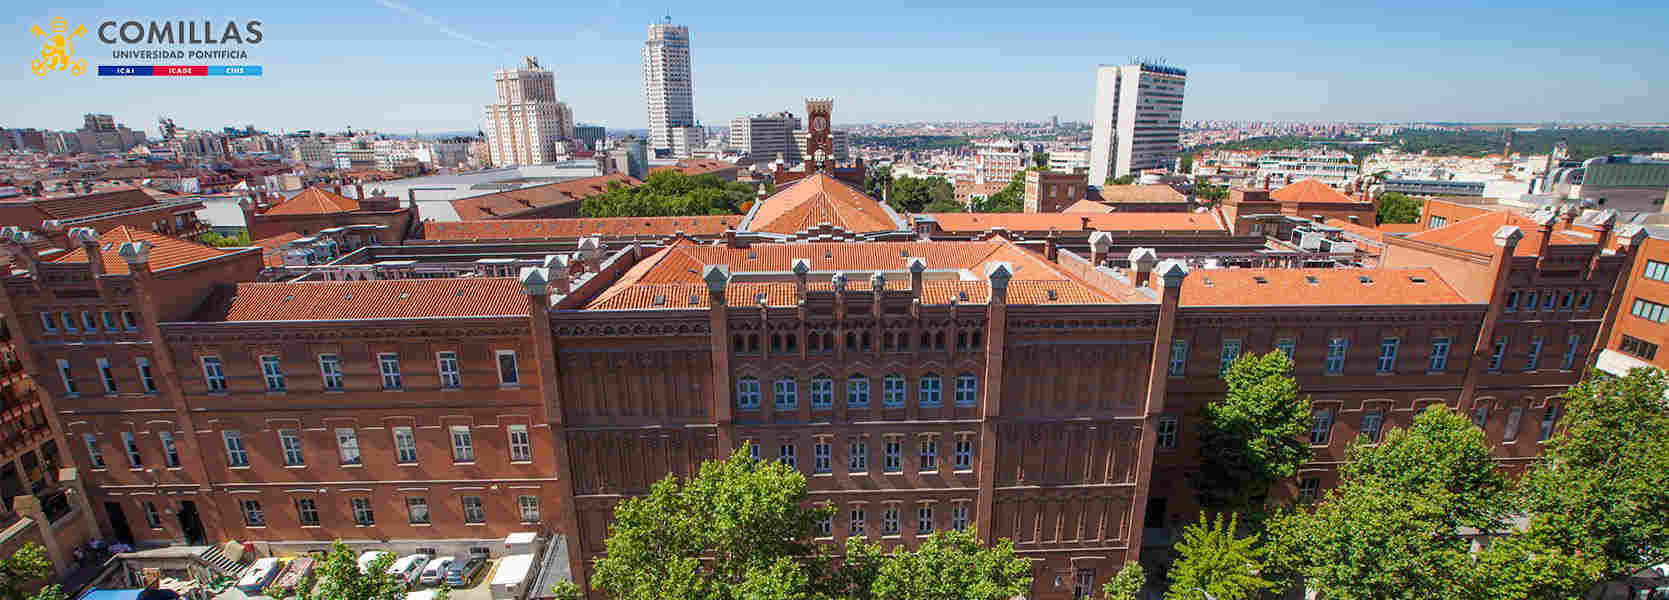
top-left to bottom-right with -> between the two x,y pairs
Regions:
1062,200 -> 1114,214
1323,218 -> 1388,244
586,238 -> 1124,309
1181,268 -> 1467,306
1096,184 -> 1186,204
922,212 -> 1226,233
218,278 -> 528,321
251,232 -> 304,267
450,173 -> 642,220
1270,179 -> 1362,205
50,225 -> 243,274
262,187 -> 360,216
1404,211 -> 1593,257
744,171 -> 903,234
1376,223 -> 1425,235
424,216 -> 739,241
32,187 -> 158,218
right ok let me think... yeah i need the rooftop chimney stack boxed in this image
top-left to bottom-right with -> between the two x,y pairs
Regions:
1089,231 -> 1113,267
907,257 -> 927,300
1128,247 -> 1159,288
792,259 -> 811,300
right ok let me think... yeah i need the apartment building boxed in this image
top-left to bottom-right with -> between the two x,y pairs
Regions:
729,112 -> 799,160
486,57 -> 575,167
1255,150 -> 1358,189
0,171 -> 1639,599
1089,63 -> 1187,183
643,23 -> 695,156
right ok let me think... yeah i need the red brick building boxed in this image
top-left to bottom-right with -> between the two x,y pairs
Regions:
1024,171 -> 1087,213
0,170 -> 1642,599
244,185 -> 419,244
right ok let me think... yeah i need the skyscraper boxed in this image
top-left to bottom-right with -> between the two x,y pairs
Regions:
643,22 -> 695,157
729,112 -> 799,160
484,57 -> 575,167
1089,63 -> 1186,184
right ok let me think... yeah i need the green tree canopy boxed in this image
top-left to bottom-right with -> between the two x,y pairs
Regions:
866,529 -> 1032,600
1101,562 -> 1144,600
0,544 -> 53,600
972,170 -> 1030,213
1106,174 -> 1138,186
1165,513 -> 1272,600
889,175 -> 957,214
1376,192 -> 1423,225
1193,351 -> 1313,515
1031,152 -> 1050,169
288,542 -> 408,600
579,171 -> 753,217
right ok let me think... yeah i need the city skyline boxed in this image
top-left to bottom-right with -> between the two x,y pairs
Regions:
4,0 -> 1667,134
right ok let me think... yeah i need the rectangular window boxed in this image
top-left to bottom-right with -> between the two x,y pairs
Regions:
1220,339 -> 1241,374
336,428 -> 361,465
954,374 -> 977,407
1361,411 -> 1384,443
1560,291 -> 1574,310
1325,338 -> 1348,374
1472,405 -> 1490,428
352,497 -> 375,525
158,431 -> 179,467
1539,405 -> 1560,441
1542,291 -> 1556,310
518,495 -> 540,523
82,311 -> 97,331
393,427 -> 419,464
884,440 -> 902,473
103,311 -> 118,332
1504,406 -> 1524,442
919,439 -> 938,472
849,440 -> 868,472
136,358 -> 157,393
1525,337 -> 1544,371
1634,299 -> 1669,323
1168,339 -> 1188,376
883,376 -> 906,408
407,497 -> 430,524
736,378 -> 761,410
61,312 -> 76,333
508,425 -> 532,462
143,501 -> 162,529
496,350 -> 519,385
809,440 -> 832,474
97,358 -> 117,394
810,377 -> 833,409
1489,337 -> 1508,371
451,426 -> 475,462
1524,291 -> 1539,311
57,359 -> 76,396
1578,289 -> 1594,310
437,352 -> 460,389
774,378 -> 797,410
1646,260 -> 1669,283
1505,290 -> 1520,312
747,442 -> 760,461
1428,337 -> 1451,372
883,506 -> 900,535
778,442 -> 796,468
279,430 -> 305,466
954,439 -> 973,470
1428,215 -> 1448,228
847,376 -> 870,408
1620,335 -> 1660,360
918,505 -> 934,535
260,355 -> 285,391
918,375 -> 942,407
40,313 -> 56,333
1275,338 -> 1296,360
318,354 -> 343,391
296,498 -> 320,526
1310,410 -> 1333,445
120,432 -> 142,467
1157,416 -> 1178,449
1377,338 -> 1399,374
83,433 -> 104,468
1298,478 -> 1321,503
952,505 -> 970,531
122,311 -> 138,331
201,356 -> 226,392
462,496 -> 485,524
817,512 -> 832,537
223,430 -> 248,466
1562,334 -> 1581,370
850,507 -> 866,537
378,353 -> 403,389
242,500 -> 265,527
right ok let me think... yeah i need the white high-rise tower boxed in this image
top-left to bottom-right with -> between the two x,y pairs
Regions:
643,22 -> 696,157
484,56 -> 574,167
1089,63 -> 1186,184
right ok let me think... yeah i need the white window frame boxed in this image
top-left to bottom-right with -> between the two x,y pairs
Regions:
884,439 -> 902,473
774,378 -> 797,410
508,424 -> 532,462
1310,409 -> 1333,446
1428,337 -> 1450,372
849,439 -> 867,473
136,358 -> 156,393
352,497 -> 375,525
61,312 -> 76,333
850,507 -> 866,536
1539,405 -> 1559,441
279,429 -> 305,466
1504,406 -> 1524,442
158,431 -> 179,467
1168,339 -> 1188,376
462,495 -> 486,524
83,432 -> 105,468
918,505 -> 934,535
121,432 -> 142,467
952,504 -> 970,531
813,440 -> 831,474
336,428 -> 361,465
518,495 -> 540,523
437,351 -> 461,389
809,376 -> 833,410
955,374 -> 977,407
393,427 -> 419,464
407,497 -> 430,524
496,350 -> 519,386
40,312 -> 57,334
242,499 -> 265,527
883,375 -> 906,408
260,355 -> 285,391
1361,410 -> 1384,443
1377,338 -> 1399,374
97,358 -> 117,394
1220,339 -> 1242,374
1325,338 -> 1348,374
1562,334 -> 1581,370
736,377 -> 761,410
1157,416 -> 1179,449
296,498 -> 320,526
846,375 -> 870,407
450,425 -> 475,462
1489,337 -> 1508,371
883,505 -> 900,535
201,356 -> 226,392
918,374 -> 942,407
318,354 -> 343,391
57,359 -> 77,396
919,438 -> 938,472
378,353 -> 403,389
1525,337 -> 1544,372
778,442 -> 796,468
143,501 -> 162,529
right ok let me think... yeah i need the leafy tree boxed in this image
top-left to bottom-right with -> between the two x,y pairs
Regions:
1102,562 -> 1145,600
547,580 -> 579,600
865,165 -> 893,199
1031,152 -> 1050,169
1519,368 -> 1669,583
24,585 -> 61,600
590,442 -> 835,600
1165,513 -> 1271,600
1106,174 -> 1138,186
1193,177 -> 1227,208
0,544 -> 53,600
198,230 -> 252,247
889,175 -> 956,213
972,170 -> 1032,213
579,171 -> 753,217
922,197 -> 965,213
1192,351 -> 1312,515
1178,154 -> 1194,174
868,529 -> 1032,600
292,542 -> 407,600
1376,192 -> 1423,225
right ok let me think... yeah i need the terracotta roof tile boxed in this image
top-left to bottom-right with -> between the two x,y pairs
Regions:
425,216 -> 738,240
50,225 -> 244,274
1062,200 -> 1114,214
450,173 -> 642,220
1181,268 -> 1467,306
1095,184 -> 1187,204
218,278 -> 528,321
1405,211 -> 1592,257
262,187 -> 360,216
922,212 -> 1225,233
1270,179 -> 1363,205
744,172 -> 904,234
251,232 -> 304,267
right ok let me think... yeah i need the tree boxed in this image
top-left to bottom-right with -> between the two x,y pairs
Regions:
1106,174 -> 1138,186
1031,152 -> 1049,169
0,544 -> 53,600
890,175 -> 956,213
1165,513 -> 1271,600
1376,192 -> 1422,225
291,542 -> 408,600
24,585 -> 61,600
579,171 -> 753,217
590,442 -> 835,600
1192,351 -> 1312,515
198,230 -> 252,247
1102,562 -> 1145,600
547,580 -> 580,600
1178,154 -> 1194,174
972,170 -> 1029,213
1519,368 -> 1669,583
868,529 -> 1032,600
865,165 -> 893,199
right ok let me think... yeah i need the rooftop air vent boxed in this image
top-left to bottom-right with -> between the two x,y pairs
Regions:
652,295 -> 666,306
1358,276 -> 1373,284
1409,276 -> 1427,284
1254,276 -> 1268,284
1046,289 -> 1058,301
689,295 -> 700,305
1305,276 -> 1319,284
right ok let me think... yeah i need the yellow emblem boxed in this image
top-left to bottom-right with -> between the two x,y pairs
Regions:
30,17 -> 87,77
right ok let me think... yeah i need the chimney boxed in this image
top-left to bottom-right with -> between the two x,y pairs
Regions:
1348,215 -> 1360,224
722,228 -> 742,249
907,257 -> 926,300
1128,247 -> 1158,288
1533,211 -> 1557,269
69,227 -> 103,280
869,272 -> 886,320
1089,231 -> 1113,266
792,258 -> 810,300
543,255 -> 571,294
578,236 -> 602,272
1044,232 -> 1059,262
1080,216 -> 1091,231
354,181 -> 364,200
1587,210 -> 1618,280
1311,214 -> 1325,223
332,183 -> 343,196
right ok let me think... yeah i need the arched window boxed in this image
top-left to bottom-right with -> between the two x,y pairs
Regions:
919,373 -> 942,407
736,377 -> 761,410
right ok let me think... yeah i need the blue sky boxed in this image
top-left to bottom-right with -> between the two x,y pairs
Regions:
5,0 -> 1666,134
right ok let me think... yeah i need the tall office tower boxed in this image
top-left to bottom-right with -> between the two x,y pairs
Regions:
728,112 -> 799,159
484,56 -> 575,167
1088,63 -> 1187,184
643,22 -> 695,157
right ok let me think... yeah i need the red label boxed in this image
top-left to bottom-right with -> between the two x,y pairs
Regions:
156,65 -> 207,76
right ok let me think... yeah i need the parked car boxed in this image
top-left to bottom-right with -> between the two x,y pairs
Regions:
444,556 -> 488,587
388,554 -> 430,587
357,551 -> 392,574
420,556 -> 455,586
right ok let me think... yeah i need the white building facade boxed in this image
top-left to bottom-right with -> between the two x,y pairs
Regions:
643,23 -> 695,157
1255,150 -> 1358,188
485,57 -> 574,167
1089,63 -> 1187,184
729,112 -> 799,159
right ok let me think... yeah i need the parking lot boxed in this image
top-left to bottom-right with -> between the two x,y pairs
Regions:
211,558 -> 501,600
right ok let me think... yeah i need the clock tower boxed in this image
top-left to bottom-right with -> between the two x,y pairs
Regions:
805,98 -> 834,171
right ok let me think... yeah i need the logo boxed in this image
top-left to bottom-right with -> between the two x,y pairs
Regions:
30,17 -> 87,76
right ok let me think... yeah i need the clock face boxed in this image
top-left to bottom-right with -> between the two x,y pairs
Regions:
811,116 -> 828,132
